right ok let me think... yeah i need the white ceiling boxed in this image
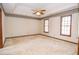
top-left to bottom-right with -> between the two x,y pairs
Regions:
2,3 -> 78,18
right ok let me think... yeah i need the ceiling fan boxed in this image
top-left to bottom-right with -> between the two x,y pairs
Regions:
32,8 -> 46,16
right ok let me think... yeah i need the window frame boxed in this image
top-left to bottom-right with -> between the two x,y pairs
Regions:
60,15 -> 72,37
44,19 -> 49,33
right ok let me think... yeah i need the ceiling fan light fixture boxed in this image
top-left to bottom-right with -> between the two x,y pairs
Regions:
36,12 -> 41,16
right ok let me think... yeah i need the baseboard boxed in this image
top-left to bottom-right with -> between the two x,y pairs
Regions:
5,34 -> 41,39
40,34 -> 77,44
5,34 -> 77,44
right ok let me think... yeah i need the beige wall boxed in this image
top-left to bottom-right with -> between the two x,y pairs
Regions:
5,16 -> 41,37
41,13 -> 79,43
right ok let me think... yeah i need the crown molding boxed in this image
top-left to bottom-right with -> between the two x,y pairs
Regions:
1,3 -> 79,20
1,4 -> 41,20
5,13 -> 41,20
41,8 -> 79,19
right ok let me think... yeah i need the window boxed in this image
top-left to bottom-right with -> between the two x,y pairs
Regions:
60,15 -> 72,36
44,19 -> 49,33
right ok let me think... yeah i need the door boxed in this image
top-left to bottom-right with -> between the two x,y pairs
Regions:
0,8 -> 3,48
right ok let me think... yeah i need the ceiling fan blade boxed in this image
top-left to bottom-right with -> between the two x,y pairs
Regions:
41,10 -> 46,11
33,11 -> 38,14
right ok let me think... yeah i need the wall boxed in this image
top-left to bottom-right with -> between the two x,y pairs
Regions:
41,13 -> 79,43
5,16 -> 41,37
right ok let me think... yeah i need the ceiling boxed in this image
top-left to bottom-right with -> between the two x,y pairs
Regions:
2,3 -> 78,18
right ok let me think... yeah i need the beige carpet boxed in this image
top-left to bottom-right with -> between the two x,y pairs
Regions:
0,35 -> 77,55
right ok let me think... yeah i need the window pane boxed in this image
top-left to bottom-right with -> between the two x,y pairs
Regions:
45,20 -> 48,24
45,27 -> 48,32
61,15 -> 71,36
44,20 -> 48,32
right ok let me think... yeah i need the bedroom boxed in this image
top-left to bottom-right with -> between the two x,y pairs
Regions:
0,3 -> 79,55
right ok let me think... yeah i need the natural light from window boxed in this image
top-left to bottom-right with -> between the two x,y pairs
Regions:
44,19 -> 48,32
61,15 -> 71,36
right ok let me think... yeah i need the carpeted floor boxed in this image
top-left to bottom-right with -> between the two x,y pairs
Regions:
0,35 -> 77,55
